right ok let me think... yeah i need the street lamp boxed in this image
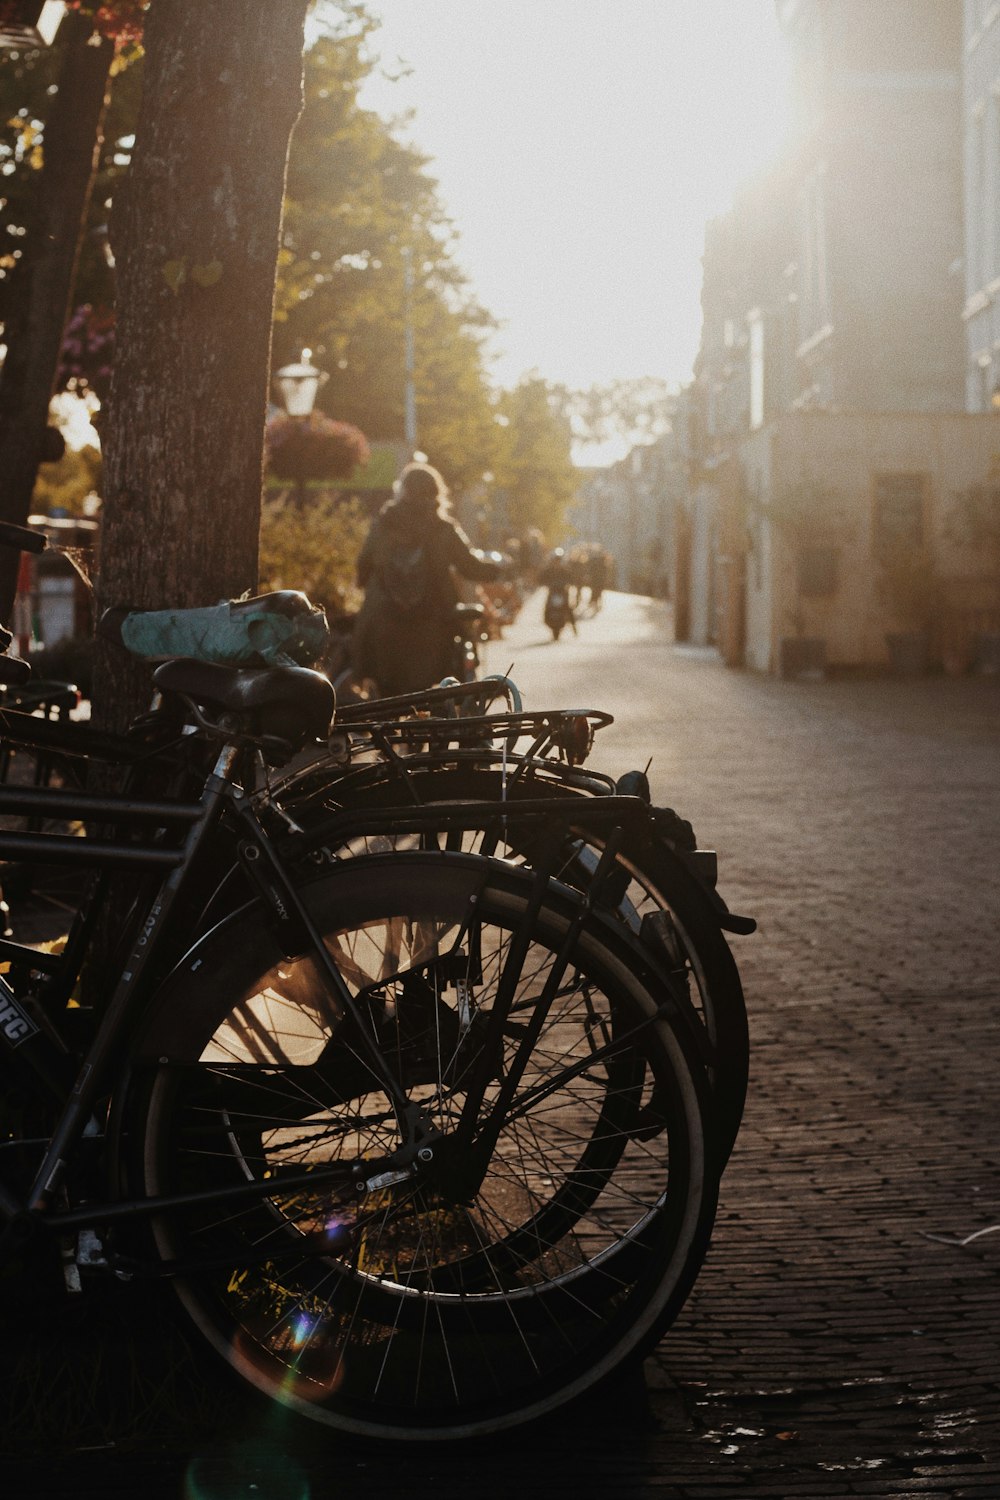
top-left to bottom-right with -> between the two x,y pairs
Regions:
274,348 -> 327,418
273,349 -> 328,506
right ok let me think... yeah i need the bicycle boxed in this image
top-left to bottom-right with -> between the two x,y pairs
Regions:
0,525 -> 752,1168
0,597 -> 720,1441
270,690 -> 753,1163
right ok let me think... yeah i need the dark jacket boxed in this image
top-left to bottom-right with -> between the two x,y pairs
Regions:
353,495 -> 500,695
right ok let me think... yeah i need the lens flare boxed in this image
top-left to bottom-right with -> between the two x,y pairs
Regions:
230,1319 -> 348,1405
184,1440 -> 309,1500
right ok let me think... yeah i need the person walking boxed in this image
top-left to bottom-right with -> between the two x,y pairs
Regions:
353,461 -> 503,696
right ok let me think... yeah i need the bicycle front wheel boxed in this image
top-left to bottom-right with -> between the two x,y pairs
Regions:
130,853 -> 716,1441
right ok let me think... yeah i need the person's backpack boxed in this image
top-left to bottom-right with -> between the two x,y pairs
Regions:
380,536 -> 432,613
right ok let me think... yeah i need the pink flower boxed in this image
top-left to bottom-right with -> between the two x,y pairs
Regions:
266,410 -> 369,482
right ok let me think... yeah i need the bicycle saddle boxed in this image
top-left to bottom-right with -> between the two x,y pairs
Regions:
152,658 -> 335,746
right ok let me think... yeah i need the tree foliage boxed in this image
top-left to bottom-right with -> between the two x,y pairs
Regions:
492,376 -> 578,541
266,410 -> 368,483
259,494 -> 367,616
63,1 -> 147,46
275,5 -> 501,492
32,441 -> 101,514
556,376 -> 678,450
0,16 -> 142,327
0,0 -> 582,558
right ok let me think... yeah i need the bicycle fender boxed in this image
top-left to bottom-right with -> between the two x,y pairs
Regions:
642,833 -> 756,937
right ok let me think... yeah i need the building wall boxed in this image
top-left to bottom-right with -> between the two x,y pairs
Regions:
686,482 -> 717,646
744,410 -> 1000,669
782,0 -> 965,413
685,2 -> 983,674
740,427 -> 778,673
963,0 -> 1000,408
569,433 -> 685,597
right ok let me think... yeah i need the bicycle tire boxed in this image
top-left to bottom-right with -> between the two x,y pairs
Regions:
276,766 -> 749,1164
127,852 -> 716,1441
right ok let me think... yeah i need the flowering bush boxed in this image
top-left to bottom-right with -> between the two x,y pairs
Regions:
64,0 -> 146,46
266,410 -> 369,484
56,303 -> 115,405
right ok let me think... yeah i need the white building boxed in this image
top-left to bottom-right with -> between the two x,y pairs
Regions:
963,0 -> 1000,409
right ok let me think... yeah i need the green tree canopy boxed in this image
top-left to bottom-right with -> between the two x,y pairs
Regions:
556,376 -> 678,450
275,4 -> 500,492
0,20 -> 142,328
492,376 -> 578,541
0,1 -> 578,543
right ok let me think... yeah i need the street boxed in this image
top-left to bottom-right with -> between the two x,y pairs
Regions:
9,587 -> 1000,1498
483,588 -> 1000,1494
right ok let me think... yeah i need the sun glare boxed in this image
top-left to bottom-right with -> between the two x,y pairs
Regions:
355,0 -> 792,391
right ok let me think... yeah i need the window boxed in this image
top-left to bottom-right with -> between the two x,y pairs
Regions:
873,473 -> 926,553
797,544 -> 838,598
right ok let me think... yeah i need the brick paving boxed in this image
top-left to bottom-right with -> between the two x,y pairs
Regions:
5,591 -> 1000,1496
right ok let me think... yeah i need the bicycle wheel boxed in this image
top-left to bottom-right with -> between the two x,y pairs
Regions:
129,852 -> 716,1441
281,766 -> 749,1163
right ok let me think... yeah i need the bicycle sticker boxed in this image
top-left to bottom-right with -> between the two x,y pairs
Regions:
0,976 -> 39,1047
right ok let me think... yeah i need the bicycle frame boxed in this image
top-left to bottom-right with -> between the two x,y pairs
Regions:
0,740 -> 670,1262
0,742 -> 439,1239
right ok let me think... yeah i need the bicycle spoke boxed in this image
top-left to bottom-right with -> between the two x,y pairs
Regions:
139,855 -> 712,1438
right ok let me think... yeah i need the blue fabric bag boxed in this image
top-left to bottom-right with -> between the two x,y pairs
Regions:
118,592 -> 329,669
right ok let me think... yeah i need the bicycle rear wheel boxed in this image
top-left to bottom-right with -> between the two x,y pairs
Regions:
282,766 -> 749,1163
130,853 -> 716,1441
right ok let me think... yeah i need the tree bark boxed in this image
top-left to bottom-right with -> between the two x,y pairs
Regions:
96,0 -> 310,730
0,12 -> 114,620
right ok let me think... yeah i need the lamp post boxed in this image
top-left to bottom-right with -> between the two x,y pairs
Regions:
274,348 -> 327,506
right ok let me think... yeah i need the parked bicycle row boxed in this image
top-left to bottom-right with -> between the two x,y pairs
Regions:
0,515 -> 752,1443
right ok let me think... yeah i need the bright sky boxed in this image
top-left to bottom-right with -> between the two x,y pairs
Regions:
355,0 -> 793,395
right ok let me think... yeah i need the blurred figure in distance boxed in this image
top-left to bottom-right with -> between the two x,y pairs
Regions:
353,461 -> 503,696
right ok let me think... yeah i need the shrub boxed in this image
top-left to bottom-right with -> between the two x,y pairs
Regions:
265,411 -> 369,484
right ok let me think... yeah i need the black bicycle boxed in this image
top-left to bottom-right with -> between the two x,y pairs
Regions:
0,535 -> 752,1169
0,589 -> 721,1440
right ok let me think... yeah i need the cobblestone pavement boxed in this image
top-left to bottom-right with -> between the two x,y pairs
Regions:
6,591 -> 1000,1497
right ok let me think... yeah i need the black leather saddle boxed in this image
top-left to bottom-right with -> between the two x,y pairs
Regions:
152,658 -> 335,745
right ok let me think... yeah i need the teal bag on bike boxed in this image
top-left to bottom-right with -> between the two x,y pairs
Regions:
118,592 -> 329,669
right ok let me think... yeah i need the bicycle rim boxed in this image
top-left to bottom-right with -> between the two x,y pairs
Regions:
288,767 -> 749,1160
134,854 -> 715,1440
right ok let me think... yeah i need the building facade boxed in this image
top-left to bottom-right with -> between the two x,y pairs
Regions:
569,427 -> 687,598
776,0 -> 965,414
963,0 -> 1000,409
679,0 -> 1000,675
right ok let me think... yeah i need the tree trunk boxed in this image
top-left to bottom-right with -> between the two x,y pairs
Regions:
0,12 -> 113,621
96,0 -> 309,731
